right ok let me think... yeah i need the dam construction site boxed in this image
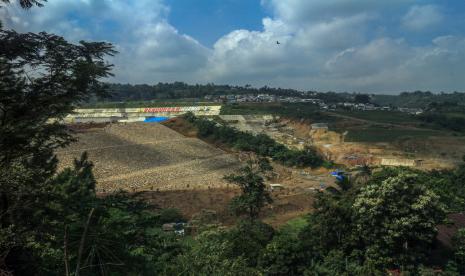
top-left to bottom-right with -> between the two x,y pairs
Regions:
57,104 -> 465,224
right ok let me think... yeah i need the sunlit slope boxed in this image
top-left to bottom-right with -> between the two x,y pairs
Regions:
57,123 -> 240,192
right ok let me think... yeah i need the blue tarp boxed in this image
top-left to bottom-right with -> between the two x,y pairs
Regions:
144,117 -> 169,123
331,170 -> 346,181
330,170 -> 345,176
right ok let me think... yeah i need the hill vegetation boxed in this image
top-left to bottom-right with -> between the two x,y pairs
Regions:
181,112 -> 325,168
101,83 -> 465,109
373,91 -> 465,108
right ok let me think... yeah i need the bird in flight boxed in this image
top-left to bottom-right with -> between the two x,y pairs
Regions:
276,41 -> 280,45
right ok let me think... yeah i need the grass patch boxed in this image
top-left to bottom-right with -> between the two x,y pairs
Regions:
279,216 -> 309,237
334,110 -> 420,125
344,128 -> 443,143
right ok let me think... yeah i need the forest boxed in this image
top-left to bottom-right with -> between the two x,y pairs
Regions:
104,82 -> 320,101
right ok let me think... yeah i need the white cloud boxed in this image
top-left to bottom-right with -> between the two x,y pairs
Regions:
402,5 -> 443,31
1,0 -> 464,93
262,0 -> 413,25
0,0 -> 208,84
203,1 -> 464,92
112,22 -> 210,83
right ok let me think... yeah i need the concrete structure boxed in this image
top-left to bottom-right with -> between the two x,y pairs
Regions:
380,158 -> 420,167
311,123 -> 329,130
269,183 -> 285,191
64,105 -> 222,123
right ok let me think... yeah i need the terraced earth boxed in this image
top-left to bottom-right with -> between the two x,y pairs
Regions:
57,123 -> 241,192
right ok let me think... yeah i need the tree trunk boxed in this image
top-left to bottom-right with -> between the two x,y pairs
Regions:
75,208 -> 95,276
64,225 -> 70,276
0,192 -> 9,229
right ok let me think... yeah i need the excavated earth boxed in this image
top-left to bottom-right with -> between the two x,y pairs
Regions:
57,123 -> 241,192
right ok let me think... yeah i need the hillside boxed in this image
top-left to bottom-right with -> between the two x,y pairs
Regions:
57,123 -> 241,192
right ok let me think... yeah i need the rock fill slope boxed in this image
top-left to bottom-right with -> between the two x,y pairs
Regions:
57,123 -> 240,192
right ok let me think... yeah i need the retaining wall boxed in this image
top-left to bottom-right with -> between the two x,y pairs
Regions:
64,105 -> 222,123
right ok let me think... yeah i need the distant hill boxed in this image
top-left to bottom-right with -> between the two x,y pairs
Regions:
99,83 -> 465,108
372,91 -> 465,108
102,82 -> 349,103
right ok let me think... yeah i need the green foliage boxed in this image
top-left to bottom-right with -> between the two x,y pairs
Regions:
354,94 -> 371,104
101,83 -> 342,103
299,167 -> 449,273
423,170 -> 465,213
0,23 -> 116,274
418,112 -> 465,132
0,30 -> 115,160
444,261 -> 461,276
0,8 -> 187,275
453,229 -> 465,274
185,113 -> 324,168
344,128 -> 442,143
225,161 -> 273,219
73,193 -> 182,275
300,191 -> 355,258
157,208 -> 186,225
335,110 -> 417,125
278,216 -> 309,238
353,172 -> 445,269
372,91 -> 465,109
374,164 -> 465,213
305,250 -> 382,276
221,102 -> 335,122
259,233 -> 309,275
225,220 -> 275,267
0,0 -> 45,9
167,229 -> 260,275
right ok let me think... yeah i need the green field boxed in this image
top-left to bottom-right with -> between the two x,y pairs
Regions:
328,110 -> 465,143
333,110 -> 420,125
342,128 -> 444,143
278,216 -> 309,238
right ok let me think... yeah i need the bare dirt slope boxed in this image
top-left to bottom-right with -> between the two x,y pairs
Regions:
57,123 -> 241,192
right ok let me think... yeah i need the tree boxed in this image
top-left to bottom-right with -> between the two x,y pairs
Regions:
354,94 -> 371,104
0,1 -> 116,273
352,164 -> 372,185
225,220 -> 275,267
0,0 -> 45,9
453,229 -> 465,274
157,208 -> 186,226
299,191 -> 355,259
353,172 -> 445,269
168,229 -> 259,275
259,233 -> 309,275
224,160 -> 273,220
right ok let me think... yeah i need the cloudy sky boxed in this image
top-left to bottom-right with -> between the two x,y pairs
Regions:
1,0 -> 465,93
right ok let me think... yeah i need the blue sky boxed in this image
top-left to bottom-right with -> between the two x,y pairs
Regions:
166,0 -> 268,47
1,0 -> 465,93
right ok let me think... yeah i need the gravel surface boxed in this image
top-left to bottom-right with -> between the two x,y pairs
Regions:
57,123 -> 241,192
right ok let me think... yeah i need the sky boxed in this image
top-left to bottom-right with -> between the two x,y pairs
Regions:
1,0 -> 465,94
